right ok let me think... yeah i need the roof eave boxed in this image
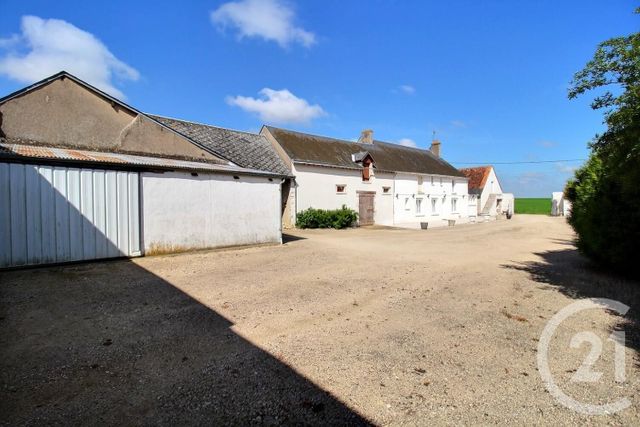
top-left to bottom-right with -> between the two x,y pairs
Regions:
293,160 -> 467,177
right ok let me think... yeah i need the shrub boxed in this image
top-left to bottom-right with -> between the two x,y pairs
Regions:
296,205 -> 358,229
565,134 -> 640,276
565,20 -> 640,278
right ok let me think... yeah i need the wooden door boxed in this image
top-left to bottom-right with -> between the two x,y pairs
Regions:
358,192 -> 375,225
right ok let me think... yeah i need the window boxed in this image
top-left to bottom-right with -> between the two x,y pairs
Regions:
452,180 -> 455,192
431,197 -> 438,214
451,198 -> 458,212
336,184 -> 346,194
430,176 -> 434,185
382,186 -> 391,194
404,197 -> 411,210
417,176 -> 424,193
416,198 -> 423,214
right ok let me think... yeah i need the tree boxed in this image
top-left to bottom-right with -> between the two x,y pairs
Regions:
565,9 -> 640,276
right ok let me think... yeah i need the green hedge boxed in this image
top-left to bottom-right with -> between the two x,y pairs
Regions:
564,24 -> 640,277
565,138 -> 640,276
296,205 -> 358,229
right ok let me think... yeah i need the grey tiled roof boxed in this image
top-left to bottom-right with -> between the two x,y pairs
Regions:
149,115 -> 291,176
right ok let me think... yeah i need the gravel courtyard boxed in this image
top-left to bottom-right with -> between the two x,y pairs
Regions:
1,215 -> 639,425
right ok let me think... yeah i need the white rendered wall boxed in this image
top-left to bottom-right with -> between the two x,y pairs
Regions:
551,192 -> 570,216
142,171 -> 281,252
467,194 -> 479,218
501,193 -> 515,215
479,168 -> 503,215
292,164 -> 395,225
394,173 -> 470,227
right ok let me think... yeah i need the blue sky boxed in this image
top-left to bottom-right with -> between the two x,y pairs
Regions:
0,1 -> 637,196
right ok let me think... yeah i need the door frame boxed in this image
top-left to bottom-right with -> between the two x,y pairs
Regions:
357,190 -> 376,226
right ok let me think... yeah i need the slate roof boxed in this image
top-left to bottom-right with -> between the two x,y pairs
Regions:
352,151 -> 372,163
265,126 -> 465,177
459,166 -> 492,194
150,116 -> 291,176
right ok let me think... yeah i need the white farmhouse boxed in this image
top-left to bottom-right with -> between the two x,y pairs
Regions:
460,166 -> 513,220
261,127 -> 470,228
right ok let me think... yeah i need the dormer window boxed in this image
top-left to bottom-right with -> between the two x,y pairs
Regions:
352,151 -> 375,182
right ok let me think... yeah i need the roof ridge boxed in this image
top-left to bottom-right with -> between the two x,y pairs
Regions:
0,71 -> 140,115
266,126 -> 356,145
460,165 -> 493,170
151,114 -> 261,137
268,126 -> 439,155
0,71 -> 240,166
372,139 -> 435,154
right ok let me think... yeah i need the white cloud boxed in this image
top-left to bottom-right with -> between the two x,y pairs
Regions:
398,84 -> 415,95
211,0 -> 316,48
502,170 -> 574,197
538,140 -> 557,148
227,88 -> 326,124
0,34 -> 20,48
555,163 -> 578,174
516,171 -> 547,186
398,138 -> 417,148
0,16 -> 139,99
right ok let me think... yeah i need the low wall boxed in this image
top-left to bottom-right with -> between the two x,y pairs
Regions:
142,171 -> 282,253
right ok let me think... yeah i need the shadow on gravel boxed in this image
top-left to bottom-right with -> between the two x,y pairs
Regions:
502,247 -> 640,355
282,233 -> 307,244
0,260 -> 371,425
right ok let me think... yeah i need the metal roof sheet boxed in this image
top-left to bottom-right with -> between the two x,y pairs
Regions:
0,141 -> 285,177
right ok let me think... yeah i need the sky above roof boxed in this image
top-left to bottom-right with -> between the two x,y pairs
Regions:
0,0 -> 636,196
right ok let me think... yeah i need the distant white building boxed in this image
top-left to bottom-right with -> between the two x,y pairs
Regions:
261,127 -> 471,228
460,166 -> 513,220
551,192 -> 572,216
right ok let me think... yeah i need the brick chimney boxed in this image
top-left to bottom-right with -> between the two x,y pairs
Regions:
430,139 -> 441,157
357,129 -> 374,144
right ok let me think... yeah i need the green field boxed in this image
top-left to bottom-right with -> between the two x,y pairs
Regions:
515,198 -> 551,215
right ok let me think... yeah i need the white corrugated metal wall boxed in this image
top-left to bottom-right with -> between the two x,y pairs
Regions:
0,163 -> 141,268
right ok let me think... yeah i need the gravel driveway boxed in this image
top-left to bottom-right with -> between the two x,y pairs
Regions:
1,215 -> 638,425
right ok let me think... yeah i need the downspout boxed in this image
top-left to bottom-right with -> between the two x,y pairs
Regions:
279,178 -> 285,243
138,172 -> 145,256
392,173 -> 397,225
294,179 -> 298,227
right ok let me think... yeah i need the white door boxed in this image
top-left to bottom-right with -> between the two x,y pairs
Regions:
0,163 -> 141,268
